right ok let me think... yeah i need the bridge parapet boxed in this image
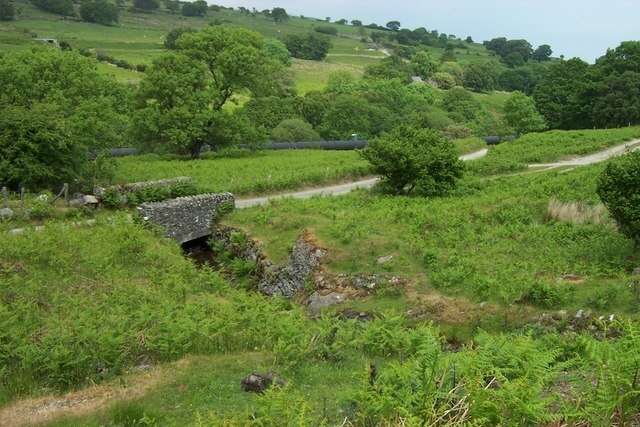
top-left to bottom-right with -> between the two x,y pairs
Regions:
137,193 -> 234,243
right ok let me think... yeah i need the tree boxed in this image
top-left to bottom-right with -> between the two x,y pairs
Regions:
335,18 -> 347,25
439,61 -> 464,85
386,20 -> 401,31
498,68 -> 538,95
351,19 -> 362,26
431,72 -> 457,89
0,47 -> 129,151
318,94 -> 393,140
283,32 -> 332,61
359,125 -> 464,195
502,91 -> 546,135
533,58 -> 590,129
31,0 -> 74,15
465,36 -> 473,44
463,61 -> 500,92
441,87 -> 483,122
532,44 -> 553,62
133,0 -> 159,11
597,151 -> 640,243
130,27 -> 287,158
411,51 -> 438,79
591,71 -> 640,128
263,38 -> 291,66
0,0 -> 14,21
80,0 -> 119,25
270,118 -> 321,142
594,41 -> 640,75
164,27 -> 196,50
181,1 -> 207,17
164,0 -> 180,12
363,55 -> 413,83
271,7 -> 288,22
0,104 -> 88,190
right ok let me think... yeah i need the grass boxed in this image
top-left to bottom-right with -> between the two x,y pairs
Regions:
2,151 -> 640,425
468,126 -> 640,175
111,149 -> 372,196
226,163 -> 639,313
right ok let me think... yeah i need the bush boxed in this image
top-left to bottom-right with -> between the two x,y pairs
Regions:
314,26 -> 337,36
359,125 -> 464,196
270,118 -> 321,142
597,151 -> 640,243
31,0 -> 74,15
79,0 -> 119,25
282,32 -> 332,61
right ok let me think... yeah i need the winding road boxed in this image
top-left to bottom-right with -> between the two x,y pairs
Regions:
235,140 -> 640,209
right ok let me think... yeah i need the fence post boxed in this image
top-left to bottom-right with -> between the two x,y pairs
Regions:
2,186 -> 6,208
64,183 -> 69,207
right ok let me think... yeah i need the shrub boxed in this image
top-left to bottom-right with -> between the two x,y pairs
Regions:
359,125 -> 464,196
597,151 -> 640,243
270,118 -> 321,142
314,26 -> 337,36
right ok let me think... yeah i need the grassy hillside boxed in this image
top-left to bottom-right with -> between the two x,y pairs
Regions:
0,0 -> 497,92
2,148 -> 639,425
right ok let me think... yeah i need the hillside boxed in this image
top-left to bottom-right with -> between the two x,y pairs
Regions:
0,0 -> 498,91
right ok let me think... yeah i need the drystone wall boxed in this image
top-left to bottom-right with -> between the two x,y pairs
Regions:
137,193 -> 234,243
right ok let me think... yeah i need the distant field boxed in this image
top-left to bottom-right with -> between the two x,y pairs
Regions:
0,0 -> 498,91
112,150 -> 372,196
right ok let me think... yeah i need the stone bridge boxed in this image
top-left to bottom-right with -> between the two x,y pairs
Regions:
136,193 -> 235,244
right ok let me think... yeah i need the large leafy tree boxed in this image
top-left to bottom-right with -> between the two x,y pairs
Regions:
283,32 -> 332,61
271,7 -> 288,23
31,0 -> 74,15
0,48 -> 128,189
80,0 -> 119,25
130,27 -> 289,158
463,61 -> 500,92
502,91 -> 546,135
0,0 -> 15,21
360,125 -> 464,196
533,58 -> 590,129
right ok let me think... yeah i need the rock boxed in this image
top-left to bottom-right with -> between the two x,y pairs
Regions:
376,255 -> 394,265
83,195 -> 100,205
37,194 -> 48,202
575,309 -> 584,318
307,292 -> 347,312
241,371 -> 285,393
0,208 -> 14,220
258,230 -> 326,297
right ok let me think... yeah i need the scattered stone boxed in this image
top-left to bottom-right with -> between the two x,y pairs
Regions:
0,208 -> 14,220
575,309 -> 584,318
376,255 -> 394,265
306,292 -> 348,312
338,308 -> 375,322
241,371 -> 285,393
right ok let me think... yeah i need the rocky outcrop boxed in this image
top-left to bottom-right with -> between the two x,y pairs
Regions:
258,230 -> 327,297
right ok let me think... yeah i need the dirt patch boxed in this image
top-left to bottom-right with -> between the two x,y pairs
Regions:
0,359 -> 190,427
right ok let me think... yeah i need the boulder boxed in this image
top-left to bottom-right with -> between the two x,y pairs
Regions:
306,292 -> 348,312
0,208 -> 14,220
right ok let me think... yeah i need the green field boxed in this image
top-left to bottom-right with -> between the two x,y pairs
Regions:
2,153 -> 639,425
112,149 -> 372,196
0,0 -> 498,92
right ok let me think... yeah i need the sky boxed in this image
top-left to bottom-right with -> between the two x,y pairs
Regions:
213,0 -> 639,63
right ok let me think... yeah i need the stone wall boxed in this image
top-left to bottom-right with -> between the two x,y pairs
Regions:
94,177 -> 194,200
137,193 -> 234,243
